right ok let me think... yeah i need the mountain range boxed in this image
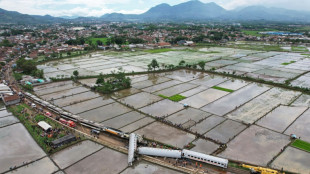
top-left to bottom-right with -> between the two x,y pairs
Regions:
1,0 -> 310,24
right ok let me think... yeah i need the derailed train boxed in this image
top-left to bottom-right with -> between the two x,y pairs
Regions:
138,147 -> 228,168
25,92 -> 229,169
24,92 -> 133,140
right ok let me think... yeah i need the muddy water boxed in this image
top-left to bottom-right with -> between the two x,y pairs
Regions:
291,94 -> 310,107
5,157 -> 58,174
53,91 -> 100,107
65,148 -> 128,174
120,117 -> 155,133
191,139 -> 219,155
135,122 -> 196,148
227,88 -> 301,124
35,83 -> 79,96
139,99 -> 184,118
40,87 -> 89,101
190,75 -> 228,88
219,125 -> 290,166
205,119 -> 247,144
167,108 -> 211,125
190,115 -> 226,134
217,79 -> 249,90
112,88 -> 141,99
155,83 -> 198,97
142,80 -> 183,93
101,111 -> 145,129
0,116 -> 19,127
119,92 -> 162,109
257,106 -> 307,133
79,102 -> 132,122
132,77 -> 172,89
63,97 -> 114,114
51,140 -> 103,169
201,83 -> 270,116
284,109 -> 310,142
180,88 -> 229,108
0,123 -> 46,173
271,147 -> 310,174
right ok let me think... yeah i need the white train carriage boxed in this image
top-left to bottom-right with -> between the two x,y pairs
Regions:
138,147 -> 182,159
181,149 -> 228,168
128,133 -> 137,166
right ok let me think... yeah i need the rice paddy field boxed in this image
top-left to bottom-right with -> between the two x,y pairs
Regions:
31,65 -> 310,173
31,46 -> 310,173
38,47 -> 310,89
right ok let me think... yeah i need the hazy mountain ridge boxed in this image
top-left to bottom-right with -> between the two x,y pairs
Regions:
1,0 -> 310,24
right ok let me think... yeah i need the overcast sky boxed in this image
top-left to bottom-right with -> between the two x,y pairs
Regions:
0,0 -> 309,17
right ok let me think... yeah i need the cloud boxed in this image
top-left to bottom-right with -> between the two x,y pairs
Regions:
0,0 -> 309,17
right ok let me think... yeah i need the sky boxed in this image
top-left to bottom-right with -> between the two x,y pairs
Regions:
0,0 -> 309,17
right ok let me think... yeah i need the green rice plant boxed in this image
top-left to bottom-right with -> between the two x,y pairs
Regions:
291,139 -> 310,152
212,86 -> 234,92
282,61 -> 296,65
158,94 -> 186,102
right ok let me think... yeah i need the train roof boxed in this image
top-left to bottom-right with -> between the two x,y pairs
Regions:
182,149 -> 228,163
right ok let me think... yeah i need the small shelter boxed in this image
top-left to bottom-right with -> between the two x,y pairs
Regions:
38,121 -> 52,132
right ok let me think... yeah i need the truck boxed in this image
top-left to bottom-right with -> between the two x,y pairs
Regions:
59,118 -> 76,128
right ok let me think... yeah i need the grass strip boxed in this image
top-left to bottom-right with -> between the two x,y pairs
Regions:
291,139 -> 310,152
281,61 -> 296,65
158,94 -> 186,102
212,86 -> 234,92
144,48 -> 174,54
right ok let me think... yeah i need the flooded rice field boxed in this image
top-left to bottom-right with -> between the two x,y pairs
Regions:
291,94 -> 310,107
204,119 -> 247,144
284,109 -> 310,142
31,66 -> 310,171
0,116 -> 19,128
64,148 -> 128,174
190,115 -> 226,134
0,123 -> 46,173
271,147 -> 310,174
227,88 -> 301,124
6,157 -> 59,174
80,102 -> 132,123
135,122 -> 196,148
201,83 -> 270,116
38,48 -> 309,89
180,88 -> 229,108
51,140 -> 103,169
119,92 -> 163,109
256,106 -> 307,133
121,161 -> 183,174
101,111 -> 145,129
219,125 -> 290,166
191,139 -> 219,155
139,99 -> 184,117
167,108 -> 211,126
63,97 -> 114,114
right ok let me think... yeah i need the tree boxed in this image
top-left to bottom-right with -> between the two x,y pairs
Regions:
198,61 -> 205,70
33,69 -> 44,78
148,59 -> 159,71
96,40 -> 103,46
16,58 -> 37,74
179,60 -> 186,66
73,70 -> 79,77
96,73 -> 105,84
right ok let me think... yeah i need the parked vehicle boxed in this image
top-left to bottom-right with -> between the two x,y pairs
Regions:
31,103 -> 36,108
90,129 -> 100,135
59,118 -> 76,128
44,112 -> 52,117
